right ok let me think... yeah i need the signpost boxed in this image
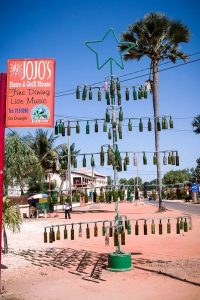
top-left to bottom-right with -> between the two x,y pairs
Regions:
191,183 -> 199,202
5,58 -> 55,128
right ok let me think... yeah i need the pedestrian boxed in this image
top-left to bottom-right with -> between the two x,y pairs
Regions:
64,201 -> 71,219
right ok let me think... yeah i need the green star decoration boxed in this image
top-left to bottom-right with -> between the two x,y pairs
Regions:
85,27 -> 135,74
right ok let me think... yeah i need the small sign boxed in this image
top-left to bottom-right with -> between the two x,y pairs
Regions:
191,183 -> 199,193
5,58 -> 55,128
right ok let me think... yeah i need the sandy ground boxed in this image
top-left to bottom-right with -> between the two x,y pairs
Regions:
1,201 -> 200,300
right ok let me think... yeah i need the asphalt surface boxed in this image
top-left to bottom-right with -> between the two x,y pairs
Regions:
147,200 -> 200,216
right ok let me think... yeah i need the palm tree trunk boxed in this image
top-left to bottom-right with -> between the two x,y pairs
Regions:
3,225 -> 8,254
152,60 -> 163,210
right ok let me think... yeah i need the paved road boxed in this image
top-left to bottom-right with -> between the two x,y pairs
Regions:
146,200 -> 200,216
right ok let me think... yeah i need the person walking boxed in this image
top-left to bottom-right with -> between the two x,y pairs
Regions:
64,201 -> 71,219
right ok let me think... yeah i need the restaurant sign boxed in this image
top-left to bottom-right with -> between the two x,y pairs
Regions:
5,58 -> 55,127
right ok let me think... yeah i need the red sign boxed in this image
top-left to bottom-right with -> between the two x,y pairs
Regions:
5,58 -> 55,128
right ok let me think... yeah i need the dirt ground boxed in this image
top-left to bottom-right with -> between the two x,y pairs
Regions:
1,201 -> 200,300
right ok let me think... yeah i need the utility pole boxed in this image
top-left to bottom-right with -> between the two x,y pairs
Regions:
67,135 -> 72,207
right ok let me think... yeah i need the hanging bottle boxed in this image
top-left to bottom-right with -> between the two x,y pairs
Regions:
105,233 -> 109,246
153,153 -> 157,165
106,109 -> 110,123
105,91 -> 110,105
76,121 -> 80,134
121,226 -> 125,245
86,121 -> 90,134
76,85 -> 80,99
167,219 -> 171,234
49,228 -> 53,243
108,128 -> 112,140
176,151 -> 179,166
159,220 -> 163,235
71,224 -> 74,240
189,218 -> 192,230
55,122 -> 58,135
67,121 -> 71,136
82,85 -> 87,100
114,228 -> 119,246
82,155 -> 86,167
138,86 -> 142,99
172,152 -> 176,165
98,87 -> 101,101
56,226 -> 60,240
151,220 -> 155,234
94,120 -> 98,133
125,87 -> 129,101
107,146 -> 112,166
117,91 -> 121,106
127,221 -> 131,235
163,152 -> 167,165
86,224 -> 90,239
94,223 -> 98,237
140,85 -> 144,98
116,78 -> 121,92
184,218 -> 188,232
144,220 -> 147,235
44,228 -> 47,243
123,160 -> 127,171
169,116 -> 174,128
52,227 -> 55,242
143,152 -> 147,165
128,119 -> 132,131
125,153 -> 129,165
139,118 -> 143,132
168,152 -> 172,164
64,226 -> 68,239
148,118 -> 152,131
110,78 -> 115,98
118,122 -> 122,139
133,153 -> 138,166
133,86 -> 137,100
58,120 -> 63,134
79,223 -> 83,237
103,120 -> 107,132
109,222 -> 113,237
100,146 -> 105,166
89,86 -> 93,100
91,154 -> 95,167
179,218 -> 183,230
144,86 -> 148,99
104,78 -> 108,91
157,118 -> 161,131
102,222 -> 106,236
135,220 -> 139,235
119,107 -> 123,122
176,219 -> 180,234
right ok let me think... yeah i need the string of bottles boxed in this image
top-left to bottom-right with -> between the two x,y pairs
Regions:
52,149 -> 179,172
75,78 -> 149,104
44,215 -> 192,246
54,115 -> 174,137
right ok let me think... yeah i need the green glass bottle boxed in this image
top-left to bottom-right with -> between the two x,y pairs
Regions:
67,122 -> 71,136
116,78 -> 121,92
133,153 -> 137,166
127,221 -> 131,235
98,87 -> 101,101
89,86 -> 92,100
49,228 -> 53,243
106,109 -> 110,123
76,121 -> 80,134
44,228 -> 47,243
64,226 -> 68,239
167,219 -> 171,234
114,228 -> 119,246
125,153 -> 129,165
117,92 -> 121,106
135,220 -> 139,235
169,116 -> 174,128
94,120 -> 98,133
103,121 -> 107,132
118,122 -> 122,139
76,85 -> 80,99
105,91 -> 110,105
157,118 -> 161,131
58,120 -> 62,134
138,87 -> 142,99
168,152 -> 172,164
102,222 -> 106,236
109,222 -> 113,237
172,152 -> 176,165
82,85 -> 87,100
176,151 -> 179,166
100,146 -> 105,166
143,152 -> 147,165
133,86 -> 137,100
153,153 -> 157,165
86,224 -> 90,239
121,226 -> 125,245
144,220 -> 147,235
144,86 -> 148,99
82,155 -> 86,167
86,121 -> 90,134
55,122 -> 58,135
110,78 -> 115,97
148,118 -> 152,131
71,224 -> 74,240
128,119 -> 132,131
151,220 -> 155,234
56,226 -> 60,240
52,227 -> 55,242
179,218 -> 183,230
176,219 -> 180,234
184,218 -> 188,232
91,154 -> 95,167
94,223 -> 98,237
139,118 -> 143,132
140,85 -> 144,98
108,128 -> 112,139
159,220 -> 163,235
125,87 -> 129,101
123,160 -> 127,171
119,107 -> 123,122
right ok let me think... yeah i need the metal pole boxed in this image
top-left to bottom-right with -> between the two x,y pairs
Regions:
0,73 -> 7,292
67,135 -> 72,207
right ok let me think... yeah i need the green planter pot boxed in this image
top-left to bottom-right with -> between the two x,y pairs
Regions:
107,252 -> 133,272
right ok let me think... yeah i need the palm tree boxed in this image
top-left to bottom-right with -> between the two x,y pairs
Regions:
119,12 -> 190,210
56,143 -> 80,194
192,115 -> 200,134
3,197 -> 22,253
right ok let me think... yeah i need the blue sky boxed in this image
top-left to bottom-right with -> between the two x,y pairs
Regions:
1,0 -> 200,182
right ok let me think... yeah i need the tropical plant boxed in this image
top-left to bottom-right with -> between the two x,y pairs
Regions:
192,115 -> 200,134
192,157 -> 200,182
119,12 -> 190,210
162,169 -> 192,185
2,197 -> 22,253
